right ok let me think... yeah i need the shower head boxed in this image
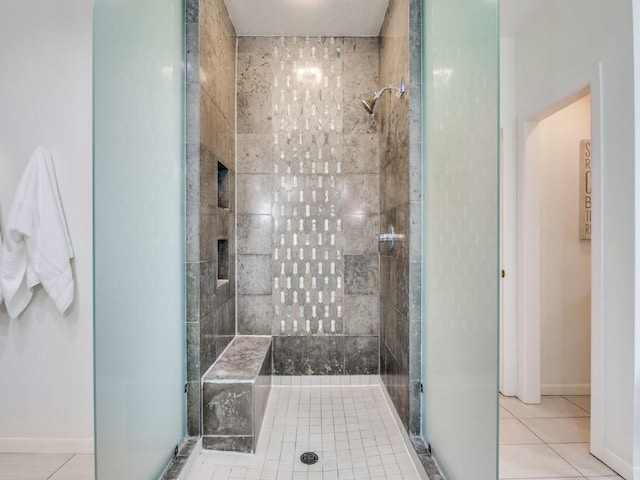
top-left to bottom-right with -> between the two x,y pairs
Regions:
360,78 -> 405,116
362,97 -> 376,115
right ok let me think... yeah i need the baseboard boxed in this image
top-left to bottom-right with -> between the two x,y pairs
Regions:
0,437 -> 94,454
379,383 -> 430,480
540,383 -> 590,396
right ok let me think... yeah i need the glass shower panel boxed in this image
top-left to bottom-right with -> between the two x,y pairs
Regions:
422,0 -> 499,478
93,1 -> 185,479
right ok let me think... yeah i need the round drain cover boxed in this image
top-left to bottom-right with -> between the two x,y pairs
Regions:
300,452 -> 319,465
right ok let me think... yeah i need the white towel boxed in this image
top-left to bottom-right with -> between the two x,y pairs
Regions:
0,230 -> 3,307
0,147 -> 74,318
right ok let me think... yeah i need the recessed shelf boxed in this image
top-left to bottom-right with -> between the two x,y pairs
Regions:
217,162 -> 229,209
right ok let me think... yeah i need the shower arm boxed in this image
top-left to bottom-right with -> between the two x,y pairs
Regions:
373,79 -> 406,100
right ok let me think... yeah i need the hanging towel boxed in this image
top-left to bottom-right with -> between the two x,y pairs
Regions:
0,230 -> 3,307
0,147 -> 74,318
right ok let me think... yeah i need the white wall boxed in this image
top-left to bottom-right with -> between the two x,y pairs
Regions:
539,95 -> 591,395
513,1 -> 635,477
0,1 -> 93,453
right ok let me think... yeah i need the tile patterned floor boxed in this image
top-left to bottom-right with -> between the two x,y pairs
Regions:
187,385 -> 423,480
0,453 -> 94,480
499,395 -> 622,480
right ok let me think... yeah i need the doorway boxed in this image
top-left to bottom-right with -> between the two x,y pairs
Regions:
498,92 -> 611,479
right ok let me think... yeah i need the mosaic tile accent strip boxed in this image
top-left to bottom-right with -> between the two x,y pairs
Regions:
271,37 -> 346,336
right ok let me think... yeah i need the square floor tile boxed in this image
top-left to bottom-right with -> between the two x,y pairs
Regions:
500,419 -> 543,444
549,443 -> 619,477
0,453 -> 73,480
501,396 -> 590,419
499,444 -> 581,479
521,417 -> 590,444
564,396 -> 591,414
49,454 -> 95,480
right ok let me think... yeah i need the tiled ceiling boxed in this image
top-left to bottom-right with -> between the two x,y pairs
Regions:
222,0 -> 391,36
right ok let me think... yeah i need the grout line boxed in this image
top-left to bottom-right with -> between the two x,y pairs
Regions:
45,453 -> 75,480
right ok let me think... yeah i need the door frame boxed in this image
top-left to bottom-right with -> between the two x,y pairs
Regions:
502,61 -> 604,454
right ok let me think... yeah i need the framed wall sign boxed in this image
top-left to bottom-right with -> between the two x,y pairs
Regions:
579,139 -> 591,240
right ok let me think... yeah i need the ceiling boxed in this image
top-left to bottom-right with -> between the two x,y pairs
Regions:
223,0 -> 391,36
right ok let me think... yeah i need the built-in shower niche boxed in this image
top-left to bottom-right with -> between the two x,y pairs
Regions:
217,161 -> 229,210
217,238 -> 229,286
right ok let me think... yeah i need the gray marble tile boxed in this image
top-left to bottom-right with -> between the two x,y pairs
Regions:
199,203 -> 217,262
237,214 -> 273,255
185,0 -> 198,23
237,174 -> 273,214
345,255 -> 379,294
237,134 -> 273,174
343,37 -> 379,54
215,280 -> 230,312
200,312 -> 216,372
238,53 -> 272,94
343,214 -> 379,255
238,295 -> 273,335
238,36 -> 274,55
186,262 -> 200,323
273,336 -> 305,375
204,336 -> 272,381
390,256 -> 409,316
216,297 -> 235,337
345,336 -> 379,374
409,260 -> 422,325
340,174 -> 379,216
409,24 -> 422,85
186,143 -> 200,204
186,322 -> 200,382
306,336 -> 345,375
344,294 -> 379,335
409,201 -> 422,261
237,255 -> 272,295
186,202 -> 199,263
186,83 -> 200,145
200,260 -> 217,319
203,436 -> 252,453
187,381 -> 201,436
409,379 -> 422,435
186,22 -> 199,84
202,382 -> 252,436
200,146 -> 218,207
238,93 -> 273,134
343,98 -> 379,134
343,134 -> 380,174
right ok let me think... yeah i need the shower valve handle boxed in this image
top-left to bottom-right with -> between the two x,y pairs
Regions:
378,225 -> 404,251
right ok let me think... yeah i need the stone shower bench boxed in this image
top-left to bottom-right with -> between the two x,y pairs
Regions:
202,335 -> 272,453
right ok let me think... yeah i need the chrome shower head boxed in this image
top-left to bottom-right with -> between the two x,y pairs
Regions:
360,79 -> 405,116
362,97 -> 376,115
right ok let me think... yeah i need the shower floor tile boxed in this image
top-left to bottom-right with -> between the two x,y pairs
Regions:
186,385 -> 422,480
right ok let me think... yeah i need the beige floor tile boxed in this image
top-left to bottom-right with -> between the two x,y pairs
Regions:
49,454 -> 95,480
499,444 -> 581,479
564,396 -> 591,413
549,444 -> 618,477
500,406 -> 515,419
0,453 -> 73,480
501,396 -> 590,419
500,419 -> 542,444
521,417 -> 590,444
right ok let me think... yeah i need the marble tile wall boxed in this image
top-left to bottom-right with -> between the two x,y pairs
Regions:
379,0 -> 423,436
236,36 -> 380,375
185,0 -> 237,436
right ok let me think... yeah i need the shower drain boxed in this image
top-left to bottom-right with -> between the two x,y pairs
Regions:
300,452 -> 319,465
